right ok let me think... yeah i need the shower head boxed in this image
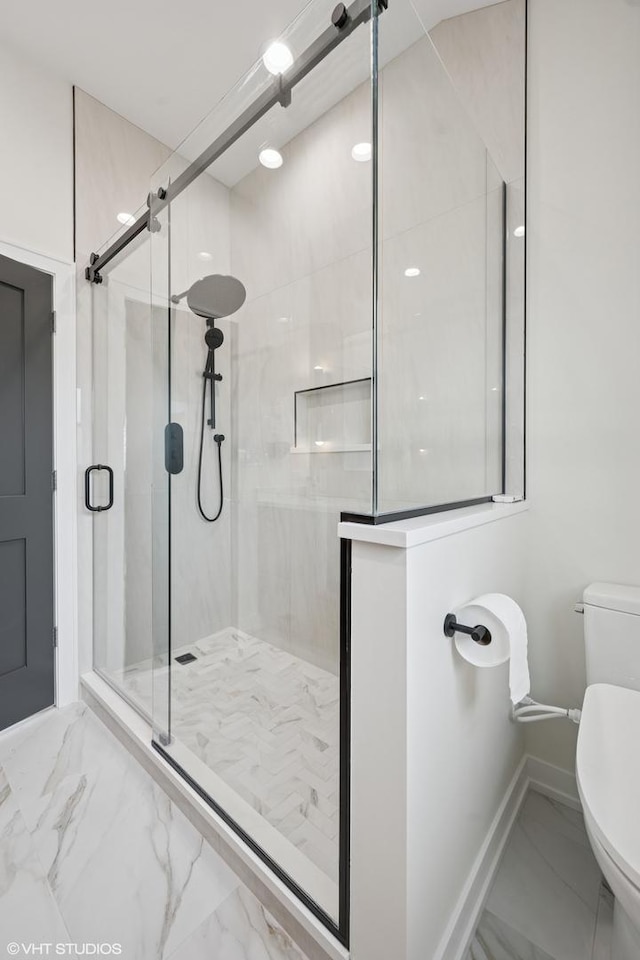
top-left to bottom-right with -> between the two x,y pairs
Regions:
185,274 -> 246,321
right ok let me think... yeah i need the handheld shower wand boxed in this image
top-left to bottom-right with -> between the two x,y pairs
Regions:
172,274 -> 246,523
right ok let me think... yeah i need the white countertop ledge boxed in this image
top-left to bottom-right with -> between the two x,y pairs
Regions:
338,500 -> 528,549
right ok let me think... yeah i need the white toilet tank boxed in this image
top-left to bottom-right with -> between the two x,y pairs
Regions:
584,582 -> 640,691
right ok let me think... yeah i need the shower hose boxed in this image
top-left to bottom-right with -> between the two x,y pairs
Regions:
197,367 -> 224,523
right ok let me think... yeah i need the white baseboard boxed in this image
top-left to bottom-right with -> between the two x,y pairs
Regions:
434,756 -> 529,960
436,752 -> 579,960
525,754 -> 580,809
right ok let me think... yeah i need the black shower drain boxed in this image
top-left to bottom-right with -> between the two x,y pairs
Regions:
175,652 -> 198,665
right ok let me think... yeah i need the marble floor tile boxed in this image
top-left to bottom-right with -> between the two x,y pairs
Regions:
518,791 -> 591,851
0,703 -> 307,960
0,702 -> 311,960
32,768 -> 239,958
468,910 -> 556,960
0,768 -> 69,948
167,885 -> 308,960
486,789 -> 603,960
2,704 -> 131,833
118,627 -> 340,882
18,709 -> 239,959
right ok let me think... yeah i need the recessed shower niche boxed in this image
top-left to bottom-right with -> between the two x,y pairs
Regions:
292,378 -> 371,454
86,0 -> 526,944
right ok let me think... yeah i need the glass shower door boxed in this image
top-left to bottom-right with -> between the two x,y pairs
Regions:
91,222 -> 161,719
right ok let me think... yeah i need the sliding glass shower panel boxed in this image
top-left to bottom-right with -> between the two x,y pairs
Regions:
149,0 -> 377,933
91,215 -> 160,717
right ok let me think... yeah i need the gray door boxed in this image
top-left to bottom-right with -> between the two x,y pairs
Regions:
0,253 -> 54,730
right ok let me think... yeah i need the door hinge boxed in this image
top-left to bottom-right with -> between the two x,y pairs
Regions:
53,626 -> 58,649
52,470 -> 57,492
51,310 -> 57,334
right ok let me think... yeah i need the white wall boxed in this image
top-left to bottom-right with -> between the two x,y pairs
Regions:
524,0 -> 640,771
349,508 -> 527,960
0,39 -> 73,262
0,42 -> 76,705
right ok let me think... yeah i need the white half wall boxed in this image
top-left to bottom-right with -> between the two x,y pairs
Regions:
348,505 -> 527,960
0,39 -> 73,262
525,0 -> 640,771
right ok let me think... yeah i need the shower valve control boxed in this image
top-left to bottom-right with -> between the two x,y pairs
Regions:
165,422 -> 184,475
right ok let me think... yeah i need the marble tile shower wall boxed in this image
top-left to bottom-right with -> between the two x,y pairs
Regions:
229,80 -> 373,672
160,175 -> 235,651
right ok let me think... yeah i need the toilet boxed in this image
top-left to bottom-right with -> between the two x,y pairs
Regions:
577,583 -> 640,960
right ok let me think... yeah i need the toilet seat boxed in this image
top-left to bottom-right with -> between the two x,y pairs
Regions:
577,683 -> 640,891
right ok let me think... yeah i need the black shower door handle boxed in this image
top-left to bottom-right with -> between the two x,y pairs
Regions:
84,464 -> 114,512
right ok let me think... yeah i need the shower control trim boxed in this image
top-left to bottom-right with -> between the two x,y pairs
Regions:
443,613 -> 492,646
165,423 -> 184,475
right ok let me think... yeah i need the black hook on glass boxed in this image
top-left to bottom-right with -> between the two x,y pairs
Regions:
443,613 -> 492,646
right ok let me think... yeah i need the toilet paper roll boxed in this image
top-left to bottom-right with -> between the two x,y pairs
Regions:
453,593 -> 530,704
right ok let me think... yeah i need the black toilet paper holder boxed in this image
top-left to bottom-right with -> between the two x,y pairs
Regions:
444,613 -> 492,646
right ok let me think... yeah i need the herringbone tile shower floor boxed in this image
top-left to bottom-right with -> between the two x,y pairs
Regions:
117,629 -> 340,882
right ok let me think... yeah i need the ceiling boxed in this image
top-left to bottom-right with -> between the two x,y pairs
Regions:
0,0 -> 500,153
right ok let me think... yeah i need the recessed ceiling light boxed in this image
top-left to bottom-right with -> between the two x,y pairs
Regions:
198,251 -> 213,261
313,365 -> 323,371
418,396 -> 426,401
276,316 -> 290,323
117,212 -> 136,226
263,41 -> 294,76
259,148 -> 283,169
314,440 -> 325,447
418,448 -> 428,454
514,225 -> 525,238
404,267 -> 420,278
351,142 -> 372,162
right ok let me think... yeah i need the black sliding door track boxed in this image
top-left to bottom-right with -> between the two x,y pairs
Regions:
85,0 -> 387,283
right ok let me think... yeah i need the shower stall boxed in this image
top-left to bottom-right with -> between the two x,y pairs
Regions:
85,0 -> 525,943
